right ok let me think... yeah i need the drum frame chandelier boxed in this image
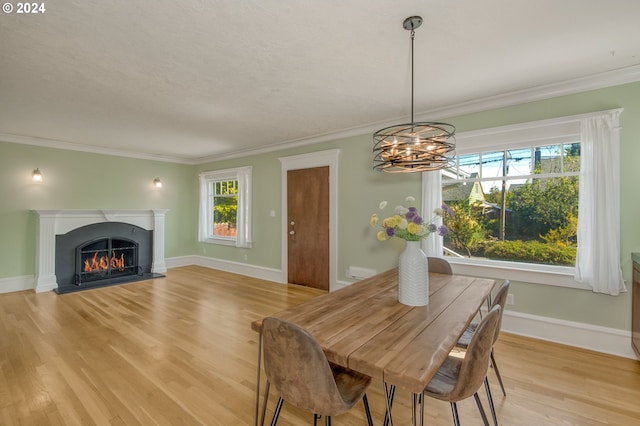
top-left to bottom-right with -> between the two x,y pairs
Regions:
373,16 -> 456,173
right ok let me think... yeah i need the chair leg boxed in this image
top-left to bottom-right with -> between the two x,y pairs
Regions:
270,397 -> 284,426
260,380 -> 270,426
362,394 -> 374,426
490,350 -> 507,396
325,415 -> 331,426
484,376 -> 499,426
450,402 -> 461,426
314,413 -> 320,426
473,392 -> 490,426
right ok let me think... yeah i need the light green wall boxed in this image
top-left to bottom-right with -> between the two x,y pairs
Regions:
2,81 -> 639,332
0,142 -> 196,278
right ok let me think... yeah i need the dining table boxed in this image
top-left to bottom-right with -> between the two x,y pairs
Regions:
251,267 -> 496,425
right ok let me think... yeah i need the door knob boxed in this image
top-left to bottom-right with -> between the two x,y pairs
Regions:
290,221 -> 295,226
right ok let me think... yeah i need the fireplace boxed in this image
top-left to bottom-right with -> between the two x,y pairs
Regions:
33,210 -> 168,293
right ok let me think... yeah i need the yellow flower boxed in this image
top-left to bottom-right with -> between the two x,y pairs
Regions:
383,215 -> 402,228
376,231 -> 387,241
407,222 -> 422,235
370,213 -> 378,226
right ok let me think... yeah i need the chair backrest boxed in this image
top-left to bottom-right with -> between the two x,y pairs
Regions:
262,316 -> 354,416
428,257 -> 453,275
490,280 -> 510,344
447,305 -> 502,401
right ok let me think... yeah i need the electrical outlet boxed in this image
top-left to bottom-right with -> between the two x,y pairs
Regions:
506,293 -> 515,305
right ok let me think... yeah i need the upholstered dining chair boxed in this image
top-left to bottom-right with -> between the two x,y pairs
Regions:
260,316 -> 374,426
457,280 -> 510,395
427,257 -> 453,275
456,280 -> 510,426
423,305 -> 502,426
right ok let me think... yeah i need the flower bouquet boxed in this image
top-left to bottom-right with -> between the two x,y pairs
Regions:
370,196 -> 454,306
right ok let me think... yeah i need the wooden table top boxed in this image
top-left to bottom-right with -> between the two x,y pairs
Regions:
252,267 -> 495,394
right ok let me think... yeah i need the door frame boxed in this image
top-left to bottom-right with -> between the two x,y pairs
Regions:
279,149 -> 339,291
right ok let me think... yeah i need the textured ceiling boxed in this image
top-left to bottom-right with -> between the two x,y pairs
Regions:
2,0 -> 640,163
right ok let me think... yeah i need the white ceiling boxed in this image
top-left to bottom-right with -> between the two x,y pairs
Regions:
2,0 -> 640,164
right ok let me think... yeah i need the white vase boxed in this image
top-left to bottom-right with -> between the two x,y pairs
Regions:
398,241 -> 429,306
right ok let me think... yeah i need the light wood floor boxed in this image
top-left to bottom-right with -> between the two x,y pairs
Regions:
1,265 -> 639,425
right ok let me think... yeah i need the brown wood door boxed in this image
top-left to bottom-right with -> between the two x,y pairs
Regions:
287,166 -> 329,290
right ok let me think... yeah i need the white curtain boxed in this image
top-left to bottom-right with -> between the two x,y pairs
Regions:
197,173 -> 209,242
421,171 -> 443,257
575,111 -> 626,295
234,166 -> 252,248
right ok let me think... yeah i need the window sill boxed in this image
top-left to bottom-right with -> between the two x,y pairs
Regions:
446,257 -> 591,290
202,237 -> 237,247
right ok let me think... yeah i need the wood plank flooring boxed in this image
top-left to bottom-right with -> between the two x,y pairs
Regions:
1,265 -> 639,425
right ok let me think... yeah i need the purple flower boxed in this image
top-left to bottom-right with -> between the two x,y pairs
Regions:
441,203 -> 455,218
437,225 -> 449,236
412,215 -> 423,225
386,227 -> 396,237
428,223 -> 437,233
405,210 -> 417,221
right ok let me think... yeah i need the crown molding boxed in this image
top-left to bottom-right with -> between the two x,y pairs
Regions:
4,64 -> 640,165
0,132 -> 196,164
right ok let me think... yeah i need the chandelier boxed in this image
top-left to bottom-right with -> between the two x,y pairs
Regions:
373,16 -> 456,173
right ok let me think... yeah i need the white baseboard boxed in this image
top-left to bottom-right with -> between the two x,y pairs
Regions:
0,275 -> 35,293
166,255 -> 283,283
501,309 -> 637,359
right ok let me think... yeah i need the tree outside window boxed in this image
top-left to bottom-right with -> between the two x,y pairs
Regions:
212,180 -> 238,237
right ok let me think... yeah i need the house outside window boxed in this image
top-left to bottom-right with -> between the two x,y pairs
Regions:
198,166 -> 252,248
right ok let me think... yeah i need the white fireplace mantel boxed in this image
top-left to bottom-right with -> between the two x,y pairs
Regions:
33,209 -> 168,293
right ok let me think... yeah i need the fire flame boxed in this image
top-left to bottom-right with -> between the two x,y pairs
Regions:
83,251 -> 125,272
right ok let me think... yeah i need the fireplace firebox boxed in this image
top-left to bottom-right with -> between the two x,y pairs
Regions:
77,237 -> 141,284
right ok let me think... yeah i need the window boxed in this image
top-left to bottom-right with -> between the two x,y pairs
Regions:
198,166 -> 252,247
423,109 -> 622,290
443,143 -> 580,266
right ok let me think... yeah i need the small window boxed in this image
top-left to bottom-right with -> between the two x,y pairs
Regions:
198,166 -> 252,247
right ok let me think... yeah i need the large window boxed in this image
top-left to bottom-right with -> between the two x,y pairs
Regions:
424,109 -> 623,291
198,166 -> 252,247
442,143 -> 580,266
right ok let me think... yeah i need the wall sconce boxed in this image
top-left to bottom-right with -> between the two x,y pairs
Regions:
32,168 -> 43,182
153,178 -> 162,188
